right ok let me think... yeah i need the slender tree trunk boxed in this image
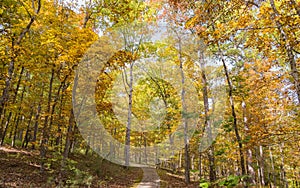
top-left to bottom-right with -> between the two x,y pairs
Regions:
279,143 -> 288,188
64,109 -> 74,159
177,35 -> 190,184
246,148 -> 255,184
40,69 -> 54,173
12,115 -> 20,147
242,101 -> 255,185
8,115 -> 17,139
143,132 -> 147,164
256,156 -> 261,185
125,62 -> 134,167
269,146 -> 276,187
48,74 -> 68,144
155,145 -> 160,168
0,113 -> 11,146
0,109 -> 6,138
191,154 -> 194,170
259,145 -> 265,186
12,85 -> 26,147
218,43 -> 246,176
56,94 -> 64,151
199,47 -> 216,182
22,108 -> 33,148
85,138 -> 90,155
58,109 -> 74,186
179,151 -> 182,168
32,96 -> 42,150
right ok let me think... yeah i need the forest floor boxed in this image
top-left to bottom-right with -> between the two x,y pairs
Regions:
0,146 -> 199,187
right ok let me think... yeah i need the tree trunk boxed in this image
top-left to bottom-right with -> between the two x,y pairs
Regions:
257,146 -> 265,186
32,96 -> 42,150
269,146 -> 276,187
179,151 -> 182,168
191,154 -> 194,170
58,109 -> 74,186
242,101 -> 255,185
64,109 -> 74,159
12,84 -> 26,147
0,113 -> 11,146
48,74 -> 68,145
143,132 -> 147,164
22,109 -> 33,148
0,109 -> 6,139
199,46 -> 216,182
40,69 -> 54,173
125,62 -> 134,167
279,143 -> 288,188
55,93 -> 65,152
177,36 -> 190,184
218,43 -> 246,176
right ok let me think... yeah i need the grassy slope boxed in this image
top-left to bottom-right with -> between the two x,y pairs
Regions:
0,146 -> 143,187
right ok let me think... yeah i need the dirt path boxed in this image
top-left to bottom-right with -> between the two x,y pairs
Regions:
137,167 -> 160,188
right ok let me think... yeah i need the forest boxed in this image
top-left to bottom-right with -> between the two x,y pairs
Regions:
0,0 -> 299,187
